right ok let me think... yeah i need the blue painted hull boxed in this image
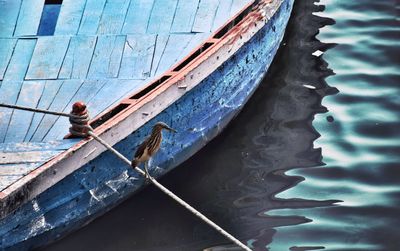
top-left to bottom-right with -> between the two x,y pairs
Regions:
0,0 -> 293,249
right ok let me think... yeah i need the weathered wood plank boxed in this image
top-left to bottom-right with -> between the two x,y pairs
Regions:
122,0 -> 155,34
150,35 -> 169,77
78,0 -> 107,35
0,163 -> 41,176
0,174 -> 23,191
87,79 -> 143,116
154,34 -> 193,75
97,0 -> 131,34
0,140 -> 76,153
230,0 -> 251,16
212,0 -> 233,31
14,0 -> 45,36
0,0 -> 21,37
37,4 -> 62,36
0,39 -> 17,80
0,151 -> 60,164
3,39 -> 36,81
87,35 -> 125,79
30,80 -> 83,142
59,36 -> 97,79
147,0 -> 178,34
54,0 -> 87,35
26,36 -> 70,80
119,35 -> 156,79
0,81 -> 23,143
170,0 -> 200,33
5,81 -> 45,143
192,0 -> 220,32
25,80 -> 63,141
44,79 -> 106,140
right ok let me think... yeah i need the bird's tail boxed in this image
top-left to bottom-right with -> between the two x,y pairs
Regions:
131,159 -> 139,168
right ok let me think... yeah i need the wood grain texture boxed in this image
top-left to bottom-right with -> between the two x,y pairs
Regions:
0,81 -> 23,143
150,35 -> 169,77
87,35 -> 125,79
212,0 -> 233,31
59,36 -> 97,79
25,80 -> 63,141
119,35 -> 156,79
78,0 -> 107,35
3,39 -> 36,81
14,0 -> 45,36
230,0 -> 252,16
122,0 -> 155,34
5,81 -> 45,143
147,0 -> 178,34
30,80 -> 83,142
44,79 -> 106,141
97,0 -> 131,34
0,0 -> 21,37
55,0 -> 87,35
170,0 -> 200,33
26,36 -> 70,80
0,39 -> 17,80
192,0 -> 220,32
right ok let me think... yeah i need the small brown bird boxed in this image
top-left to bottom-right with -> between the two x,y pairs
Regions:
131,122 -> 176,179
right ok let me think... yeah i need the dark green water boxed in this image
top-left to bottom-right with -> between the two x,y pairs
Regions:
41,0 -> 400,250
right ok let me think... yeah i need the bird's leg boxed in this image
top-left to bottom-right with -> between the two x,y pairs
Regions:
144,160 -> 151,180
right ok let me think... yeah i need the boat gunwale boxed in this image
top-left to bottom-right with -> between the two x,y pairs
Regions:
0,0 -> 282,219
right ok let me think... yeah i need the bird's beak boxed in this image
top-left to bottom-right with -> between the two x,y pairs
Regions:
167,126 -> 177,133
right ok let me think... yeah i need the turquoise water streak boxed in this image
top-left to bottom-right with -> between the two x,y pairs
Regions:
41,0 -> 399,250
269,0 -> 400,250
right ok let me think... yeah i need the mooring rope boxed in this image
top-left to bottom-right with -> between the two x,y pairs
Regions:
0,102 -> 252,251
87,131 -> 252,251
0,103 -> 78,118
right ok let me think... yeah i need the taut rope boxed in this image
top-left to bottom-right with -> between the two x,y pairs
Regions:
0,102 -> 252,251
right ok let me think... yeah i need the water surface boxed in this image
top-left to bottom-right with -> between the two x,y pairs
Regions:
41,0 -> 400,250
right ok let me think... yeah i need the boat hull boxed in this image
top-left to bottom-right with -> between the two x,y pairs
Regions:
0,0 -> 294,249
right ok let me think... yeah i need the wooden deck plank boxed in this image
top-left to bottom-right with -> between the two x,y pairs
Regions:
25,36 -> 70,80
119,35 -> 156,79
59,36 -> 97,79
0,140 -> 76,153
212,0 -> 233,31
150,35 -> 169,77
154,34 -> 193,76
121,0 -> 155,34
230,0 -> 251,16
97,0 -> 131,34
87,79 -> 143,116
192,0 -> 220,32
0,174 -> 23,191
170,0 -> 200,33
3,39 -> 36,81
78,0 -> 107,35
0,81 -> 23,143
5,81 -> 45,143
0,0 -> 21,37
54,0 -> 87,35
147,0 -> 178,34
14,0 -> 45,36
25,80 -> 63,141
0,151 -> 60,165
87,35 -> 126,79
44,79 -> 107,141
30,80 -> 83,142
0,39 -> 17,80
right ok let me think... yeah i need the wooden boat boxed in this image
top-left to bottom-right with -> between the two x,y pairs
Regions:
0,0 -> 294,249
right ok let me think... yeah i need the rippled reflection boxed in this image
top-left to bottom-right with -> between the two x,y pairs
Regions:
40,0 -> 399,250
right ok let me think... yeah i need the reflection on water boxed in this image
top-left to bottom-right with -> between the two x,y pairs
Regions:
41,0 -> 399,250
